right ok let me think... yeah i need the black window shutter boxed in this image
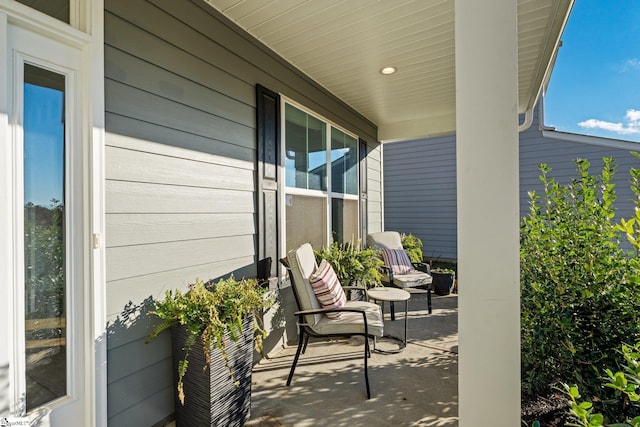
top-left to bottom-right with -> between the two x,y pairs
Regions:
256,84 -> 280,287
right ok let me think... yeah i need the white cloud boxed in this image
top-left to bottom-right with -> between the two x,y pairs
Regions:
619,58 -> 640,72
626,109 -> 640,123
578,109 -> 640,135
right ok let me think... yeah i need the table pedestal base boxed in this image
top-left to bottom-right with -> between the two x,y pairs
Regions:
367,288 -> 410,354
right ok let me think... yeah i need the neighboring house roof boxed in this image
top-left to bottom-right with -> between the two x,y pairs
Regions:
205,0 -> 573,142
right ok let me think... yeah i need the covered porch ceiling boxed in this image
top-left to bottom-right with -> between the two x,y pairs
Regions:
205,0 -> 573,143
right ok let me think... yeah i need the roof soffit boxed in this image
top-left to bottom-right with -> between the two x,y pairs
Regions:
205,0 -> 573,142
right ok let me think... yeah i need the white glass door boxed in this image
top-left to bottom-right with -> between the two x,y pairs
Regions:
3,20 -> 88,425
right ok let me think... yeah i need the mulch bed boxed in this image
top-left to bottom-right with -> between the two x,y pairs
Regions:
521,392 -> 571,426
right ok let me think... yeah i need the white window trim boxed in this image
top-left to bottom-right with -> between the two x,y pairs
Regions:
13,50 -> 83,415
0,0 -> 89,46
280,97 -> 360,253
0,1 -> 106,426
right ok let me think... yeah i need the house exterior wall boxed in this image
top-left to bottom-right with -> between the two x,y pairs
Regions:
383,134 -> 457,261
104,0 -> 380,425
383,108 -> 640,261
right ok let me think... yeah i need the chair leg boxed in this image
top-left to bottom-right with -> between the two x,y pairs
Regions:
364,336 -> 371,399
287,326 -> 306,386
427,288 -> 432,314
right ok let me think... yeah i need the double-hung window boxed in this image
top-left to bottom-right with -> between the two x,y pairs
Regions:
283,102 -> 359,251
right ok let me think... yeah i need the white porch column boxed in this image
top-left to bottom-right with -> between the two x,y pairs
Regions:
455,0 -> 520,425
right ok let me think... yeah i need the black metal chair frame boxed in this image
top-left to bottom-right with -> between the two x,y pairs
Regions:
280,258 -> 377,399
381,261 -> 433,318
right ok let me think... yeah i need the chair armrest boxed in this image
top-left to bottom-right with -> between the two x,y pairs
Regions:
343,285 -> 367,291
342,285 -> 367,301
412,262 -> 431,274
379,264 -> 394,281
294,306 -> 367,316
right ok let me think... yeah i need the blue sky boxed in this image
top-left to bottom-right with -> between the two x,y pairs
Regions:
24,83 -> 64,207
544,0 -> 640,142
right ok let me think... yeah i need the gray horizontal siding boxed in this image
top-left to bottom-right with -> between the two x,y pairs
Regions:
106,258 -> 256,321
104,0 -> 379,425
383,108 -> 640,261
106,78 -> 255,146
106,114 -> 254,167
519,138 -> 640,228
383,133 -> 457,260
519,109 -> 640,230
107,213 -> 255,247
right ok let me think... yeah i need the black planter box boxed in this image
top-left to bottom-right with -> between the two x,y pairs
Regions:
171,316 -> 253,426
432,272 -> 455,296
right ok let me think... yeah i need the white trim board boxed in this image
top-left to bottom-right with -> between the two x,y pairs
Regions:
542,129 -> 640,152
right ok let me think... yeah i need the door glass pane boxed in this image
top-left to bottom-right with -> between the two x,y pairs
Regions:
331,128 -> 358,195
331,198 -> 358,245
16,0 -> 70,24
23,64 -> 66,411
286,194 -> 327,251
285,104 -> 327,191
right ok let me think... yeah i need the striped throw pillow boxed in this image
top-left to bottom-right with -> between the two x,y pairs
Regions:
380,248 -> 414,276
309,259 -> 346,319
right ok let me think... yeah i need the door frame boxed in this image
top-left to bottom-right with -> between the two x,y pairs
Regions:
0,1 -> 105,426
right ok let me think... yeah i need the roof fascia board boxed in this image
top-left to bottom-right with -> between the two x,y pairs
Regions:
542,129 -> 640,151
520,0 -> 575,114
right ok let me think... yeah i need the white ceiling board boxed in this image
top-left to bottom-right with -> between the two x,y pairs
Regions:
205,0 -> 573,142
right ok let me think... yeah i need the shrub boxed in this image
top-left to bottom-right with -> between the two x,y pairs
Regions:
401,233 -> 423,263
560,341 -> 640,426
521,158 -> 640,399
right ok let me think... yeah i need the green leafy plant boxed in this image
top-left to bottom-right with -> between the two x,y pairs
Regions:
520,158 -> 640,401
560,383 -> 606,427
315,240 -> 383,287
148,276 -> 272,405
401,233 -> 423,263
607,343 -> 640,399
24,199 -> 65,320
559,342 -> 640,426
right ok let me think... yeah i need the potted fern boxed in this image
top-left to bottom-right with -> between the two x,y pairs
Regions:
314,240 -> 383,289
148,276 -> 272,426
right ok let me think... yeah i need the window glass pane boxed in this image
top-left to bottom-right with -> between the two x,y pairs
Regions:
23,64 -> 66,411
286,194 -> 327,251
331,198 -> 359,245
285,104 -> 327,191
330,128 -> 358,195
16,0 -> 70,24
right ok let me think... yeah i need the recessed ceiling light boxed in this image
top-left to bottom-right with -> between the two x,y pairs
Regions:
380,66 -> 397,75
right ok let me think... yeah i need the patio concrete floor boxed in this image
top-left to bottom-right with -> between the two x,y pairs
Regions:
246,292 -> 458,427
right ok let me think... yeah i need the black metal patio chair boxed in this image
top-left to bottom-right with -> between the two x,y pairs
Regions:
367,231 -> 433,316
280,242 -> 384,399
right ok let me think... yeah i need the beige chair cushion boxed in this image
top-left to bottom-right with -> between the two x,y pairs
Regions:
310,300 -> 384,337
369,231 -> 433,289
287,243 -> 323,326
384,270 -> 433,288
288,243 -> 383,337
367,231 -> 403,250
